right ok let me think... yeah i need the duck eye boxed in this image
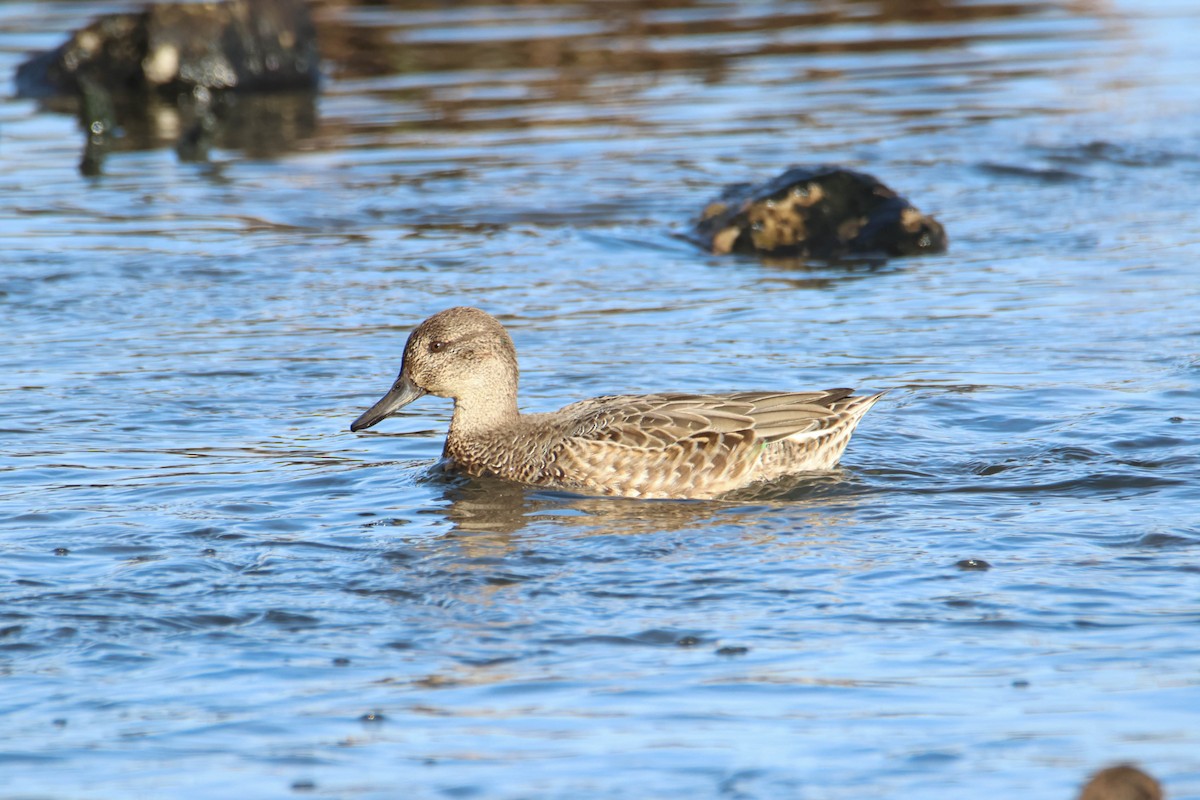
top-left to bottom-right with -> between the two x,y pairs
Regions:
428,341 -> 447,353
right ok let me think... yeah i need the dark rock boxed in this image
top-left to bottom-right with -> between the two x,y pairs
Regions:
15,0 -> 319,174
715,645 -> 749,656
16,0 -> 319,99
690,166 -> 947,259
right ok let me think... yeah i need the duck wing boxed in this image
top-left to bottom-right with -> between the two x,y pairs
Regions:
551,389 -> 868,497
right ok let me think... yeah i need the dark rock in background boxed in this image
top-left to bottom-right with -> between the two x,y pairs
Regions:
16,0 -> 319,99
690,166 -> 947,260
15,0 -> 320,174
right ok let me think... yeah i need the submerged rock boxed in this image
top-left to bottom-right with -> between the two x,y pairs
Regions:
690,166 -> 947,259
16,0 -> 319,99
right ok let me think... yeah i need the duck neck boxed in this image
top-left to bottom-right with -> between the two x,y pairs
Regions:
447,385 -> 520,442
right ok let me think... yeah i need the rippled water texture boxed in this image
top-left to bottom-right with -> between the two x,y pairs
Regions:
2,1 -> 1199,798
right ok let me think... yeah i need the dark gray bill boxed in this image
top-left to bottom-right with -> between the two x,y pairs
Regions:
350,374 -> 426,431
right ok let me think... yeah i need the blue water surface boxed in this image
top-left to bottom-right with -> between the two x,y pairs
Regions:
1,1 -> 1198,798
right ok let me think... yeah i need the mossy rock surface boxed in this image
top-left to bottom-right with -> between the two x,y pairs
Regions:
691,166 -> 947,259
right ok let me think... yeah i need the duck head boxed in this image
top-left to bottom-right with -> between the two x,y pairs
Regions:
350,306 -> 519,432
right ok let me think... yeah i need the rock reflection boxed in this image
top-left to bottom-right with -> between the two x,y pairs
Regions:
75,90 -> 318,174
320,0 -> 1057,82
749,258 -> 901,290
16,0 -> 1083,172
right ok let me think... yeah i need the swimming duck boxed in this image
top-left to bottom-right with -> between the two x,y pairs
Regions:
350,307 -> 882,499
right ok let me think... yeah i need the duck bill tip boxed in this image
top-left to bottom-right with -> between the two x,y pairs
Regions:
350,375 -> 426,432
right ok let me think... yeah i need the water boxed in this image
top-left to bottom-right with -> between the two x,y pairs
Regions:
2,1 -> 1199,797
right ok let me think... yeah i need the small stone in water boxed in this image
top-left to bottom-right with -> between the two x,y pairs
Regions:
676,636 -> 701,647
53,548 -> 69,556
716,646 -> 749,656
956,558 -> 991,570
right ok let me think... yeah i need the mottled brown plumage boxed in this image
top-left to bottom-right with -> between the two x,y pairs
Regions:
350,307 -> 882,499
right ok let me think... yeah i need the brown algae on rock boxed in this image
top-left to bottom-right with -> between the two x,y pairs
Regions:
691,165 -> 947,259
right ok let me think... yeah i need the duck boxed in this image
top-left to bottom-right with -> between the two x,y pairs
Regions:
350,307 -> 882,499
